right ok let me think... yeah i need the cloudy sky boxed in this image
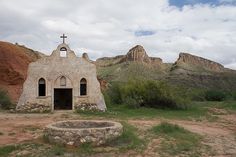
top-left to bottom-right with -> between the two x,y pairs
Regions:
1,0 -> 236,69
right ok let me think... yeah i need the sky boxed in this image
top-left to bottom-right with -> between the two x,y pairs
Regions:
0,0 -> 236,69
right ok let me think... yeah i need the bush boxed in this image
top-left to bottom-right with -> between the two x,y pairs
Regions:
231,91 -> 236,100
205,90 -> 226,101
187,89 -> 206,101
105,82 -> 123,105
106,80 -> 189,110
0,89 -> 13,109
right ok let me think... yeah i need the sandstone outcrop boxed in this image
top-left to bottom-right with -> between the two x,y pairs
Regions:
174,53 -> 225,72
0,41 -> 44,102
95,45 -> 163,66
95,55 -> 125,67
125,45 -> 151,63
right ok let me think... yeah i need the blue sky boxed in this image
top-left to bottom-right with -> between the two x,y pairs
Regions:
134,30 -> 156,37
0,0 -> 236,69
169,0 -> 236,7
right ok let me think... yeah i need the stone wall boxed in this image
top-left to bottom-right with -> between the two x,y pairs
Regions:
74,103 -> 99,111
44,120 -> 123,147
16,97 -> 51,113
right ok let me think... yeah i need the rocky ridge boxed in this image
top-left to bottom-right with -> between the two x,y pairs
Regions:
95,45 -> 163,67
96,45 -> 227,73
0,41 -> 235,103
175,53 -> 225,72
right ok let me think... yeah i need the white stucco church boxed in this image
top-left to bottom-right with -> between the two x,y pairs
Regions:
16,34 -> 106,112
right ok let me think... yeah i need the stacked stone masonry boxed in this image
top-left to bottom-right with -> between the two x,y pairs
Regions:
44,120 -> 123,146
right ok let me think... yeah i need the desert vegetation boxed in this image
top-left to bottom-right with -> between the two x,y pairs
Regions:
1,80 -> 236,156
104,79 -> 189,110
0,89 -> 13,110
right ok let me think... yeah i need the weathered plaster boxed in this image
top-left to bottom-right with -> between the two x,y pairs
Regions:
16,43 -> 106,112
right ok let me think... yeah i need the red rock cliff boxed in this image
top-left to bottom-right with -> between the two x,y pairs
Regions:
0,41 -> 44,102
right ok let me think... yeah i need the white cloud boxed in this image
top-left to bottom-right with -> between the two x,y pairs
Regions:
219,0 -> 236,3
0,0 -> 236,69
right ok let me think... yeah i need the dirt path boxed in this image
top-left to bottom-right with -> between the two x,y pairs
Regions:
0,111 -> 236,156
0,111 -> 78,145
128,114 -> 236,157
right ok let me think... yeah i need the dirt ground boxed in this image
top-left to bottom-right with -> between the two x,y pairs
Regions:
0,110 -> 236,157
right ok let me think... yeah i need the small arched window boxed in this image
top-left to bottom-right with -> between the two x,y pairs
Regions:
80,78 -> 87,96
60,47 -> 67,57
38,78 -> 46,96
60,76 -> 66,86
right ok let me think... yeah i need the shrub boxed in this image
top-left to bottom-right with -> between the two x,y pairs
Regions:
231,91 -> 236,100
0,89 -> 13,109
0,145 -> 19,157
106,82 -> 123,105
106,80 -> 189,110
205,90 -> 226,101
187,88 -> 206,101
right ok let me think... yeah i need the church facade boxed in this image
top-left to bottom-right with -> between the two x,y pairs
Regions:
16,38 -> 106,112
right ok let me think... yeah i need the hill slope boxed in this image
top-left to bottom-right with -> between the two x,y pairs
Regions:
1,42 -> 235,102
0,41 -> 45,102
96,45 -> 236,91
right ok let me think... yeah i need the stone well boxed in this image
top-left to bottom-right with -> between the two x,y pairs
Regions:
44,120 -> 123,146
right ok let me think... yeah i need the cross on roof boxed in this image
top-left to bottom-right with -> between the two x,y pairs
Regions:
60,34 -> 67,43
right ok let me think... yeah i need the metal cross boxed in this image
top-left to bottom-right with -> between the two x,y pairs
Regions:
60,34 -> 67,43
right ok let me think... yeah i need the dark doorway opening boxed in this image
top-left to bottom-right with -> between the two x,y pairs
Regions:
54,88 -> 72,110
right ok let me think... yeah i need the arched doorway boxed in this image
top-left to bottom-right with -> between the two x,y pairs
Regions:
54,76 -> 72,110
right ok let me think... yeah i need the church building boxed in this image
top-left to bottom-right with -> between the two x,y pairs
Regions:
16,35 -> 106,112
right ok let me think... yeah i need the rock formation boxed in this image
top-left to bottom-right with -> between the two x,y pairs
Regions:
95,55 -> 125,67
125,45 -> 151,63
1,41 -> 235,103
95,45 -> 162,66
0,41 -> 44,102
175,53 -> 225,72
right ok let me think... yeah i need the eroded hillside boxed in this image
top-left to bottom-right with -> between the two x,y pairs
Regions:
96,45 -> 236,91
0,41 -> 45,102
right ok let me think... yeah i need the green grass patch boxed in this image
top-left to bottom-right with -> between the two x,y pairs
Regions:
151,122 -> 202,156
51,145 -> 65,156
78,101 -> 236,121
105,121 -> 145,151
0,145 -> 19,157
77,142 -> 94,155
151,122 -> 187,134
77,102 -> 209,120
